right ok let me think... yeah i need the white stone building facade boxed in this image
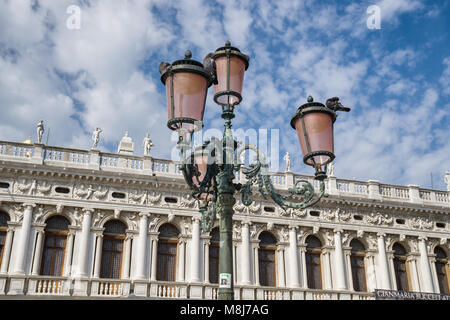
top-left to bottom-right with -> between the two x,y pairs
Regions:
0,139 -> 449,300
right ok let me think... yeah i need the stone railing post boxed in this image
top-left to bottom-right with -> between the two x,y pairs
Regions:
143,155 -> 153,175
285,172 -> 294,189
32,143 -> 44,164
327,176 -> 339,196
368,180 -> 382,201
89,149 -> 100,170
408,185 -> 421,204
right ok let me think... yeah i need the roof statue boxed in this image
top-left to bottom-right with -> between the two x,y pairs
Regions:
118,131 -> 134,155
142,133 -> 154,156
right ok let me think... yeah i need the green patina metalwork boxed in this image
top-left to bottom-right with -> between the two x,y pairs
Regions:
161,43 -> 344,301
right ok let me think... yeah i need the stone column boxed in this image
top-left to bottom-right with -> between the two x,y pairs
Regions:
204,240 -> 210,283
344,249 -> 353,291
13,203 -> 35,274
365,251 -> 378,292
407,255 -> 421,291
93,233 -> 103,278
150,235 -> 158,281
288,227 -> 300,287
0,227 -> 14,274
178,238 -> 186,282
122,233 -> 132,279
253,244 -> 260,286
31,229 -> 45,275
429,256 -> 440,293
419,237 -> 435,293
62,230 -> 75,277
322,248 -> 333,290
277,246 -> 286,287
76,208 -> 93,277
300,245 -> 308,288
233,241 -> 237,285
377,233 -> 391,289
240,222 -> 251,285
190,218 -> 201,282
333,229 -> 347,290
135,212 -> 149,280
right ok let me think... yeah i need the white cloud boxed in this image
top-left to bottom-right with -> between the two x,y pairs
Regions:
440,57 -> 450,95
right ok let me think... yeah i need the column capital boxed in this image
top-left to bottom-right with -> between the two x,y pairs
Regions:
139,212 -> 150,219
377,232 -> 386,238
289,225 -> 298,231
418,236 -> 428,242
7,226 -> 16,233
35,227 -> 45,234
333,228 -> 343,234
82,207 -> 94,215
241,220 -> 251,227
22,202 -> 36,210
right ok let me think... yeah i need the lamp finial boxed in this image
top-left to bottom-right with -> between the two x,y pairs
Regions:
185,50 -> 192,59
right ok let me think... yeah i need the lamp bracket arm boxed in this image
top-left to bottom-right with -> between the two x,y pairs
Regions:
200,203 -> 217,233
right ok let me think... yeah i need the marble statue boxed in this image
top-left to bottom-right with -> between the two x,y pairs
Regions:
445,172 -> 450,192
92,127 -> 102,149
283,152 -> 291,172
142,133 -> 154,156
37,120 -> 44,144
328,162 -> 335,177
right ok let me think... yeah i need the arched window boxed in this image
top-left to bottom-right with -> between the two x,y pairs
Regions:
350,239 -> 367,292
157,223 -> 179,281
393,243 -> 410,291
305,235 -> 322,289
100,220 -> 126,279
40,216 -> 69,276
434,246 -> 449,294
0,212 -> 10,267
258,232 -> 277,287
209,227 -> 220,284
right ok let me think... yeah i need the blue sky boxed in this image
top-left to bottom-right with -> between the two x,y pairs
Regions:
0,0 -> 449,190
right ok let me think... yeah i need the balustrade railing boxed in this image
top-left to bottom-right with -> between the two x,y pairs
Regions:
0,140 -> 448,207
0,142 -> 34,158
27,277 -> 68,295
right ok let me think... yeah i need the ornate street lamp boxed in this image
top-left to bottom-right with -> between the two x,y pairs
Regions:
159,42 -> 350,300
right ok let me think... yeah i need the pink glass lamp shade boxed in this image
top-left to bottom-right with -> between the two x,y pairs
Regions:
290,96 -> 336,178
210,41 -> 249,107
159,50 -> 212,134
191,145 -> 215,201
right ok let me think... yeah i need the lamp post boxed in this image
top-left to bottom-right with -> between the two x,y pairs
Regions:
159,42 -> 350,300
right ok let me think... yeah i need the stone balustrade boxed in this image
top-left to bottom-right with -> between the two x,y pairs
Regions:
0,140 -> 448,208
0,275 -> 375,300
